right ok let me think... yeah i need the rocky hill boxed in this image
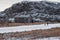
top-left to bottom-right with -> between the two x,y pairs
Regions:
1,1 -> 60,22
3,1 -> 60,17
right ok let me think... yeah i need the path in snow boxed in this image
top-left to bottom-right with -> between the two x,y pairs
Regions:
0,23 -> 60,33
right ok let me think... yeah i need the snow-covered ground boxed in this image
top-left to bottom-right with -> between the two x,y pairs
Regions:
35,37 -> 60,40
4,36 -> 60,40
0,23 -> 60,33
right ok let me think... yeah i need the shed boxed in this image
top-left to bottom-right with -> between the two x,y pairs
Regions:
14,14 -> 32,23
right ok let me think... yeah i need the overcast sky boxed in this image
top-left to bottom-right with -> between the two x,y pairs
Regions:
0,0 -> 60,11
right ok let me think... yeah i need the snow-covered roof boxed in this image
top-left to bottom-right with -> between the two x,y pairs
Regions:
15,14 -> 30,18
0,13 -> 6,17
31,13 -> 38,17
32,18 -> 45,22
8,18 -> 15,22
8,18 -> 15,20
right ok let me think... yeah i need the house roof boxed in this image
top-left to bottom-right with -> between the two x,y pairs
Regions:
8,18 -> 15,21
31,13 -> 38,17
0,13 -> 6,17
15,14 -> 30,18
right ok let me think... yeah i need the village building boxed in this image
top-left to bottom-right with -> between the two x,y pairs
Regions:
55,15 -> 60,22
14,14 -> 32,23
8,18 -> 15,23
0,13 -> 7,23
32,18 -> 45,22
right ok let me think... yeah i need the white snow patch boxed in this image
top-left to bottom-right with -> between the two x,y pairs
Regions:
36,37 -> 60,40
0,23 -> 60,33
